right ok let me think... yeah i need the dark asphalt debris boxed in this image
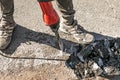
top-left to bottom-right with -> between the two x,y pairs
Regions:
66,38 -> 120,80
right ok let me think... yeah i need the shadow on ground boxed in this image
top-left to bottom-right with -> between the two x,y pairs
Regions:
1,24 -> 113,55
106,75 -> 120,80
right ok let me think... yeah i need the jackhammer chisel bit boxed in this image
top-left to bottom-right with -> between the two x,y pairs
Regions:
50,22 -> 64,51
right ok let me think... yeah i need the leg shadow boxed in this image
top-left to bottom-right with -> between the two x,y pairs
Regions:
1,24 -> 79,54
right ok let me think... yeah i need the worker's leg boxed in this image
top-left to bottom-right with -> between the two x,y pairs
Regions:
0,0 -> 16,49
56,0 -> 94,43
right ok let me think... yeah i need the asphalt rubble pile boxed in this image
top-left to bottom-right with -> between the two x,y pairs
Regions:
66,38 -> 120,80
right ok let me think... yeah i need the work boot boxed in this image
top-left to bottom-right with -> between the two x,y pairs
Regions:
59,20 -> 94,44
0,16 -> 16,49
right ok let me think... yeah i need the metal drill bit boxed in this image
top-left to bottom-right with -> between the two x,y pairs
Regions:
50,22 -> 64,52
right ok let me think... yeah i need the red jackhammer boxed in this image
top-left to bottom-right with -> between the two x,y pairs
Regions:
38,1 -> 63,51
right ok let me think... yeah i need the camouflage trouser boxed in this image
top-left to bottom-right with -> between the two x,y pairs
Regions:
0,0 -> 14,21
0,0 -> 75,25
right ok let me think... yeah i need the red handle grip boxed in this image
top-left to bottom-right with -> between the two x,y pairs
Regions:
39,2 -> 60,26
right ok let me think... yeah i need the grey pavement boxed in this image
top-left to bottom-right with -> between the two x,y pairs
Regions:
0,0 -> 120,80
